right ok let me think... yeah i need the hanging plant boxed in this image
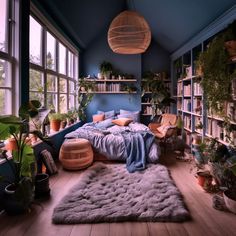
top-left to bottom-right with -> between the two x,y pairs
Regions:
198,35 -> 234,114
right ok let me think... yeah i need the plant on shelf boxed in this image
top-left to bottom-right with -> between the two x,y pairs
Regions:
141,71 -> 175,119
0,100 -> 51,214
99,61 -> 113,79
197,31 -> 236,115
77,77 -> 95,121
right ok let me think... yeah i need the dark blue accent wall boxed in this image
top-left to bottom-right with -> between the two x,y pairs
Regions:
81,34 -> 170,122
142,40 -> 170,73
81,33 -> 142,121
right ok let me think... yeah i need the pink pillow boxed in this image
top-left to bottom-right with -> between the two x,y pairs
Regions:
93,114 -> 105,122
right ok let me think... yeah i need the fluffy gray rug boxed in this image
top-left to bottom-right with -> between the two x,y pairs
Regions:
52,163 -> 190,224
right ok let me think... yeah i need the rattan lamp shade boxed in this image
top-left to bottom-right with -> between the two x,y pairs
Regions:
108,10 -> 151,54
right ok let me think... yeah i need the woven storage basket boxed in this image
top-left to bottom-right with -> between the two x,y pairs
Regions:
59,138 -> 93,170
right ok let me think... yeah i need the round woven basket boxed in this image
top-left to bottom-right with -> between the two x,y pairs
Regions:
108,10 -> 151,54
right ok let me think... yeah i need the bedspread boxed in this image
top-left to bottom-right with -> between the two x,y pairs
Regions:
65,122 -> 160,172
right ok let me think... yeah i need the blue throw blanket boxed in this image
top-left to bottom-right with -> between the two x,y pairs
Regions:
64,122 -> 159,172
122,131 -> 155,173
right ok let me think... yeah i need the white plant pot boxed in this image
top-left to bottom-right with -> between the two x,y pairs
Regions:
223,190 -> 236,214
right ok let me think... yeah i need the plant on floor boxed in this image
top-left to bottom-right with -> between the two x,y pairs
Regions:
141,71 -> 175,119
0,100 -> 51,214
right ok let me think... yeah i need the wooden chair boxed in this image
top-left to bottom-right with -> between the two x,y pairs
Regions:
148,113 -> 178,152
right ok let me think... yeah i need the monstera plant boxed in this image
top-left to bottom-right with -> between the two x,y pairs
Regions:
0,100 -> 51,214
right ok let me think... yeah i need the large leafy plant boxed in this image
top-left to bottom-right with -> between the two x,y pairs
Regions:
0,100 -> 50,191
141,71 -> 175,119
198,34 -> 235,114
77,78 -> 95,121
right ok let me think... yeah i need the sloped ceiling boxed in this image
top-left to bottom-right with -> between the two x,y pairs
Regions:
34,0 -> 236,53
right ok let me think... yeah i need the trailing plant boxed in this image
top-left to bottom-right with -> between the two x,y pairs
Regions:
141,71 -> 175,119
77,77 -> 96,121
198,34 -> 235,114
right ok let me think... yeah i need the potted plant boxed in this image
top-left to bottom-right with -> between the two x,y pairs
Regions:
77,78 -> 95,121
60,113 -> 67,129
222,151 -> 236,214
141,71 -> 175,120
48,113 -> 63,131
99,61 -> 113,80
0,100 -> 51,214
224,20 -> 236,61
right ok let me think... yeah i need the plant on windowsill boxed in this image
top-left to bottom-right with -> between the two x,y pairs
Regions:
0,100 -> 51,214
48,113 -> 63,132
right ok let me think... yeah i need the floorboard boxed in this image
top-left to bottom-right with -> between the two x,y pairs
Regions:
1,152 -> 236,236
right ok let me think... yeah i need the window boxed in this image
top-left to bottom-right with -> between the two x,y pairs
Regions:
29,14 -> 78,113
0,0 -> 15,115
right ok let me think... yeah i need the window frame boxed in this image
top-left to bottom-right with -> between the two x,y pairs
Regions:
0,0 -> 16,115
29,6 -> 78,113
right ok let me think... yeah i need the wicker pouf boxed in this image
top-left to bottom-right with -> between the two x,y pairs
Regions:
59,138 -> 93,170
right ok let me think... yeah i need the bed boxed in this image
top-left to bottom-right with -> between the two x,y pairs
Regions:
64,119 -> 161,172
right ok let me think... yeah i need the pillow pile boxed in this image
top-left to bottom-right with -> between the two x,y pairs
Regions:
118,109 -> 140,122
93,114 -> 105,122
97,110 -> 115,119
112,117 -> 133,126
95,118 -> 114,129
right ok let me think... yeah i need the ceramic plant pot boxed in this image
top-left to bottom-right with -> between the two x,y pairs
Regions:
223,190 -> 236,214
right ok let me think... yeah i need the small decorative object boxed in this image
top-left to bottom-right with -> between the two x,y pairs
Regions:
108,10 -> 151,54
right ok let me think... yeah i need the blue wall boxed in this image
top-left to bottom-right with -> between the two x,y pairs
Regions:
81,34 -> 170,122
82,33 -> 142,121
142,40 -> 170,73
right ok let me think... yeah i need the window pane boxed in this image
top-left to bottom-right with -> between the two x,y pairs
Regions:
47,74 -> 57,92
69,95 -> 75,109
46,32 -> 56,70
68,51 -> 74,77
69,80 -> 75,93
0,89 -> 11,115
29,69 -> 43,91
47,93 -> 57,111
29,92 -> 44,104
0,0 -> 8,52
0,59 -> 11,87
59,78 -> 67,93
59,94 -> 67,113
59,43 -> 66,74
30,16 -> 42,65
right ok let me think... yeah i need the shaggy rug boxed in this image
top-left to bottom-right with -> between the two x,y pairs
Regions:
52,163 -> 190,224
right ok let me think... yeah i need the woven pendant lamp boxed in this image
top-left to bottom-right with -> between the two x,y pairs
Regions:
108,10 -> 151,54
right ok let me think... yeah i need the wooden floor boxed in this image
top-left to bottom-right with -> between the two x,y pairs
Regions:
1,152 -> 236,236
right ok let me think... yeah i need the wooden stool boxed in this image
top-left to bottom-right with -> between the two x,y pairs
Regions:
59,138 -> 93,170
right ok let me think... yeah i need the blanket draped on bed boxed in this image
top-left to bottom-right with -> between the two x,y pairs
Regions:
122,131 -> 155,172
64,122 -> 160,172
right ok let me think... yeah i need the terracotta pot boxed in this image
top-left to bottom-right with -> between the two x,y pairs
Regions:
225,40 -> 236,60
50,120 -> 61,131
6,138 -> 18,151
197,171 -> 212,187
223,190 -> 236,214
